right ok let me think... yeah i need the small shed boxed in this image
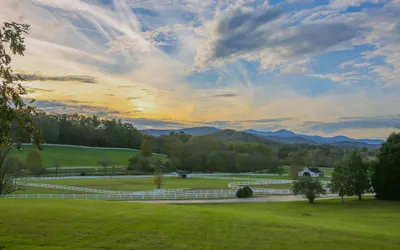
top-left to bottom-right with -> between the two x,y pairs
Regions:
298,167 -> 324,177
175,170 -> 192,179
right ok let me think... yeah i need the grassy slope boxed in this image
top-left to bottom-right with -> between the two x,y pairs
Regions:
9,145 -> 137,168
0,199 -> 399,249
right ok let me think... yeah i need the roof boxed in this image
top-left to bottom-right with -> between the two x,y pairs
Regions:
308,168 -> 322,173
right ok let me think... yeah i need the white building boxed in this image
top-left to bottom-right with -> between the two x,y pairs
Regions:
298,167 -> 324,177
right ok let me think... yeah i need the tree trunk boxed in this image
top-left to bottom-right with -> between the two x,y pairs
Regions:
341,196 -> 344,204
358,194 -> 362,201
308,197 -> 314,204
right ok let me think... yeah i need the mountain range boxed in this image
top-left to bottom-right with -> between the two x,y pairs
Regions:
141,127 -> 385,148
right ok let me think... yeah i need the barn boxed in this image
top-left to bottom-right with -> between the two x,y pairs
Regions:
171,170 -> 192,179
298,167 -> 324,177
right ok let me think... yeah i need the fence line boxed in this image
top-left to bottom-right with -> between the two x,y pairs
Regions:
2,188 -> 291,200
46,166 -> 126,171
20,143 -> 166,156
17,173 -> 288,181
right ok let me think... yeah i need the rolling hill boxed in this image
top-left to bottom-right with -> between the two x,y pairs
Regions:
143,127 -> 384,148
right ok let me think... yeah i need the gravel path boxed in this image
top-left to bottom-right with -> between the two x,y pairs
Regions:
132,194 -> 374,204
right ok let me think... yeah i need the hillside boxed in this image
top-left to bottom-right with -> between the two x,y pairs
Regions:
144,126 -> 384,148
0,199 -> 399,249
211,129 -> 283,146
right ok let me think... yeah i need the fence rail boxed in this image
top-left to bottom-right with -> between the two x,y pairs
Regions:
46,166 -> 126,171
2,188 -> 291,200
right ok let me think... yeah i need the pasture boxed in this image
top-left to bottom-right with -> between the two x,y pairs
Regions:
0,198 -> 399,249
9,144 -> 138,168
22,177 -> 292,193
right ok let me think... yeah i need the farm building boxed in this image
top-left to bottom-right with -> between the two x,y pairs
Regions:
298,167 -> 324,177
171,170 -> 192,179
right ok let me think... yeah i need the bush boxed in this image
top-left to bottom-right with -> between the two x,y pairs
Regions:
236,186 -> 253,198
236,188 -> 245,198
80,172 -> 86,176
243,186 -> 253,197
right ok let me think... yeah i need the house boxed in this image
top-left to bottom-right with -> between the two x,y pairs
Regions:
172,170 -> 192,179
298,167 -> 324,177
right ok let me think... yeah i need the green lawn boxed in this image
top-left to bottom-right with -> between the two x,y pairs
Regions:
23,178 -> 292,193
0,198 -> 399,249
9,145 -> 138,168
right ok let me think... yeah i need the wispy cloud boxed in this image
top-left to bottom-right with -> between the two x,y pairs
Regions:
19,73 -> 97,84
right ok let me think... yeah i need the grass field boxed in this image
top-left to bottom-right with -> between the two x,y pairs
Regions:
25,177 -> 292,192
9,145 -> 138,168
27,178 -> 228,191
0,198 -> 399,249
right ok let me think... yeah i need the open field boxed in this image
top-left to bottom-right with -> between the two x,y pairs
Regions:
0,198 -> 399,249
10,144 -> 138,168
24,177 -> 292,192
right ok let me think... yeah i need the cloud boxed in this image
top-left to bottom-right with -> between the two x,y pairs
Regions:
239,118 -> 293,123
19,73 -> 97,84
122,117 -> 187,128
31,100 -> 137,117
193,5 -> 358,72
25,87 -> 54,93
192,92 -> 237,99
328,0 -> 384,10
306,115 -> 400,133
308,71 -> 369,84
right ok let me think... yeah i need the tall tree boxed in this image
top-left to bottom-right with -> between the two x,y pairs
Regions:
348,151 -> 370,200
329,160 -> 351,203
292,177 -> 325,204
1,22 -> 42,195
372,133 -> 400,201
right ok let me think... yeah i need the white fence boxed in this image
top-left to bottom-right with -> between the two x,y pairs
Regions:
20,143 -> 166,156
2,188 -> 291,200
46,166 -> 126,170
18,173 -> 289,181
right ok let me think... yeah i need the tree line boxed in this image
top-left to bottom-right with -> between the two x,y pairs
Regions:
129,132 -> 283,173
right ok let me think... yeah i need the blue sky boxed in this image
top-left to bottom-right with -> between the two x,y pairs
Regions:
1,0 -> 400,138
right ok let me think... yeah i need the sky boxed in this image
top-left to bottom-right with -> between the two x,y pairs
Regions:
1,0 -> 400,139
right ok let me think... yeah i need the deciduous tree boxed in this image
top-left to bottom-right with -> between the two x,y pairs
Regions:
1,22 -> 42,195
329,160 -> 351,203
292,177 -> 325,204
348,151 -> 370,200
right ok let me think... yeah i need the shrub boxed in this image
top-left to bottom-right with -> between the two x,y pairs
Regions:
243,186 -> 253,197
80,172 -> 86,176
236,186 -> 253,198
236,188 -> 245,198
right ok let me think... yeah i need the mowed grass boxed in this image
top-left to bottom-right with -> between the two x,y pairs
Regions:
0,198 -> 399,249
9,145 -> 138,168
25,177 -> 294,192
27,177 -> 229,191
